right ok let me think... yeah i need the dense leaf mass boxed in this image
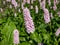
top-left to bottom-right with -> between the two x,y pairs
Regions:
0,0 -> 60,45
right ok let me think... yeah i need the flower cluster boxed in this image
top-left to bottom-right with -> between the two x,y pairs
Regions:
23,7 -> 35,34
13,29 -> 19,45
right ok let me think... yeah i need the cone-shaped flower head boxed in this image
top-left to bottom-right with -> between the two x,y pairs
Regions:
23,7 -> 35,34
13,29 -> 19,45
12,0 -> 18,8
35,5 -> 38,14
43,8 -> 50,23
55,28 -> 60,36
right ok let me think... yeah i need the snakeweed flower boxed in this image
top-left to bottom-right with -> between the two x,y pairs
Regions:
27,0 -> 30,4
6,0 -> 11,2
35,5 -> 38,14
55,28 -> 60,36
43,8 -> 50,23
48,0 -> 51,6
53,0 -> 57,10
23,7 -> 35,34
13,29 -> 19,45
23,0 -> 27,4
12,0 -> 18,8
30,5 -> 33,9
41,0 -> 46,9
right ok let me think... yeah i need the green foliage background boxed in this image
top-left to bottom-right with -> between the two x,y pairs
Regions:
0,0 -> 60,45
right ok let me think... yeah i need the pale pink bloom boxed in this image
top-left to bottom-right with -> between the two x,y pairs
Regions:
18,9 -> 21,12
38,43 -> 43,45
57,11 -> 60,17
50,13 -> 53,19
53,5 -> 57,10
23,0 -> 27,4
53,0 -> 57,10
54,0 -> 57,5
6,0 -> 11,2
35,5 -> 38,13
48,0 -> 51,6
12,0 -> 18,8
13,29 -> 19,44
43,8 -> 50,23
55,28 -> 60,36
41,0 -> 46,9
30,5 -> 33,9
21,3 -> 25,10
26,0 -> 30,4
0,8 -> 3,12
23,7 -> 35,34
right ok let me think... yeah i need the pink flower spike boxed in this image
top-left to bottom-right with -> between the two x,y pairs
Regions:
48,0 -> 51,6
53,5 -> 57,10
23,7 -> 35,34
50,13 -> 53,19
57,11 -> 60,17
30,5 -> 33,9
23,0 -> 27,4
27,0 -> 30,4
11,0 -> 18,8
35,5 -> 38,14
54,0 -> 57,5
13,29 -> 19,45
6,0 -> 11,2
41,0 -> 46,9
21,3 -> 25,10
43,8 -> 50,23
55,28 -> 60,36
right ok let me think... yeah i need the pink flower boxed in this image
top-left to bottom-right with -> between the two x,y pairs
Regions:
43,8 -> 50,23
41,0 -> 46,9
53,0 -> 57,10
30,5 -> 33,9
27,0 -> 30,4
35,5 -> 38,13
57,11 -> 60,17
53,5 -> 57,10
6,0 -> 11,2
50,13 -> 53,19
23,7 -> 35,34
23,0 -> 27,4
12,0 -> 18,8
48,0 -> 51,6
13,29 -> 19,45
54,0 -> 57,5
55,28 -> 60,36
21,3 -> 25,10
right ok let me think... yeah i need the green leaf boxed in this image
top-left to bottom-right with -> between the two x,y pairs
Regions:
1,21 -> 16,45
